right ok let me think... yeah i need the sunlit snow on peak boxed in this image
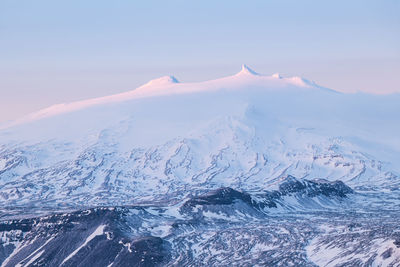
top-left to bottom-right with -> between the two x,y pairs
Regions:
142,75 -> 180,87
0,65 -> 332,128
272,73 -> 282,79
237,64 -> 260,76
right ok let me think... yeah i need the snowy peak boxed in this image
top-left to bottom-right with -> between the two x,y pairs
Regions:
142,75 -> 179,87
0,65 -> 340,129
272,73 -> 282,79
233,65 -> 320,89
237,64 -> 259,76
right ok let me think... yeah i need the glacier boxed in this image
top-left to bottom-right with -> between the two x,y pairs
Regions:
0,65 -> 399,266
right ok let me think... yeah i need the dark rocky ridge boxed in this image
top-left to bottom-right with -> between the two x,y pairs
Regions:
0,208 -> 171,267
181,175 -> 353,214
277,175 -> 353,197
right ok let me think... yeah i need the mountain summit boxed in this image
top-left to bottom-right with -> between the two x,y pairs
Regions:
237,64 -> 260,76
0,65 -> 327,128
142,75 -> 180,87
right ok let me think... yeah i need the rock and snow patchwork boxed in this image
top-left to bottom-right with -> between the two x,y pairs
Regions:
0,187 -> 397,266
61,225 -> 105,265
306,224 -> 400,266
0,208 -> 171,267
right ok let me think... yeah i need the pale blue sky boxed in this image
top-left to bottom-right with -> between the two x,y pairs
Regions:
0,0 -> 399,123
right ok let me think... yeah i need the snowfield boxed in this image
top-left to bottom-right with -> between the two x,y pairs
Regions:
0,65 -> 398,210
0,65 -> 399,266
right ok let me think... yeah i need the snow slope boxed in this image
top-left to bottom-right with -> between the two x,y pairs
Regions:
0,65 -> 399,212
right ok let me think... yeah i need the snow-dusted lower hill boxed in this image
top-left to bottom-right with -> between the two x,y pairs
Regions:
1,65 -> 400,266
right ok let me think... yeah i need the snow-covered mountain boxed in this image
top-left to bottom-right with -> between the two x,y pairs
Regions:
0,65 -> 399,266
